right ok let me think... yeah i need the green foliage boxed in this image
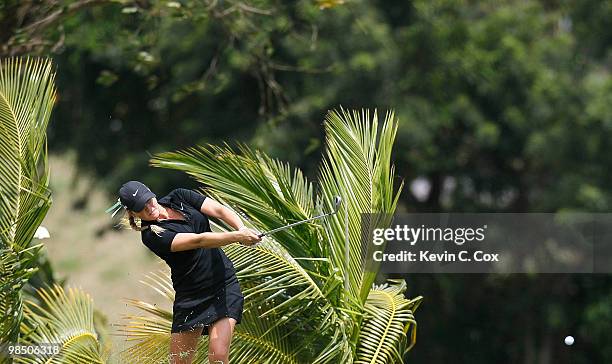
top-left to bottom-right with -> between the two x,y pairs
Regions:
0,58 -> 54,250
356,280 -> 421,363
0,245 -> 43,355
17,285 -> 107,363
23,0 -> 609,215
47,0 -> 345,191
3,1 -> 612,211
0,57 -> 55,350
0,57 -> 106,364
3,1 -> 612,362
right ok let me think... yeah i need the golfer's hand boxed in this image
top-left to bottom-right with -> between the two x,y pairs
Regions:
236,228 -> 261,246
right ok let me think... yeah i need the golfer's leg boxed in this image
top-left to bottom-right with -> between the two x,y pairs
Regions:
208,317 -> 237,363
169,327 -> 203,364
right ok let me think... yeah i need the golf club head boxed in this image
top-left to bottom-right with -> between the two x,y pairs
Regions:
333,195 -> 342,213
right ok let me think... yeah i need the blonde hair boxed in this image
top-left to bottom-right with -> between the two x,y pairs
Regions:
121,211 -> 165,235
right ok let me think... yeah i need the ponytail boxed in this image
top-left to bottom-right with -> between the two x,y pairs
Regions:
120,210 -> 165,236
128,215 -> 143,231
120,211 -> 144,231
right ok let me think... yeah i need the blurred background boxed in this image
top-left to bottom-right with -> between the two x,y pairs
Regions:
3,0 -> 612,362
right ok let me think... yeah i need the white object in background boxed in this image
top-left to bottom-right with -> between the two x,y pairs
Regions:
34,226 -> 50,239
564,336 -> 574,346
410,177 -> 431,202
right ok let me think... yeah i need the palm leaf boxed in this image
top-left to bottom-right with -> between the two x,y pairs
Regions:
0,57 -> 54,348
318,108 -> 402,305
0,58 -> 104,364
222,194 -> 357,361
150,144 -> 322,262
0,244 -> 42,352
0,57 -> 54,250
355,280 -> 422,364
16,285 -> 107,364
230,303 -> 302,363
223,242 -> 352,363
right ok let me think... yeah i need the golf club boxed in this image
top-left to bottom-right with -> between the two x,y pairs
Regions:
257,195 -> 342,238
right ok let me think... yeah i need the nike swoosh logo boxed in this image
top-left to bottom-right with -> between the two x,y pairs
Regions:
132,189 -> 139,197
180,203 -> 184,210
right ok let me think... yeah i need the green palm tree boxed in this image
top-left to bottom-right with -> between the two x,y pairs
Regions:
119,109 -> 422,363
0,57 -> 55,351
0,58 -> 106,363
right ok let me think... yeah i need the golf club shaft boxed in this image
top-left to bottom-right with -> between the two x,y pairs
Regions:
258,212 -> 333,238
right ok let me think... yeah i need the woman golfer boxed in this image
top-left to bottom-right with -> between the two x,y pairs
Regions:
112,181 -> 260,364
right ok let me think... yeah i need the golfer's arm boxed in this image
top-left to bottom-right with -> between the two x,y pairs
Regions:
201,198 -> 244,230
170,232 -> 239,252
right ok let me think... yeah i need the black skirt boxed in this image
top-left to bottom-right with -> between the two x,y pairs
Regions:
171,274 -> 244,335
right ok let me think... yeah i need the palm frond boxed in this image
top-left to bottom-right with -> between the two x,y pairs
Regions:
0,244 -> 42,349
0,57 -> 54,250
150,144 -> 322,262
230,303 -> 302,363
0,56 -> 55,350
225,242 -> 353,363
318,108 -> 402,305
355,280 -> 422,364
16,285 -> 107,364
226,242 -> 332,320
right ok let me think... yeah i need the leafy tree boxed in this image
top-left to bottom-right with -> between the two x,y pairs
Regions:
0,0 -> 113,57
1,0 -> 354,194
